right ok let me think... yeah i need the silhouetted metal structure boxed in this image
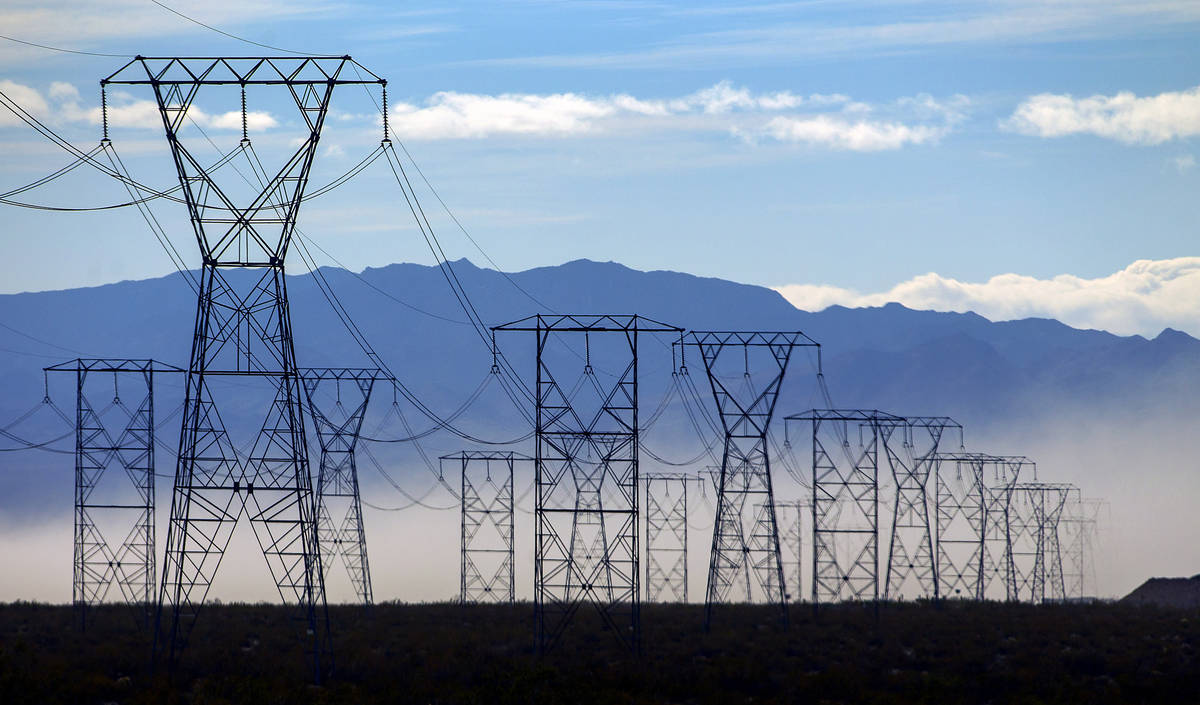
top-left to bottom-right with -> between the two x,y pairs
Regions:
690,331 -> 817,626
301,368 -> 390,607
492,314 -> 682,653
45,359 -> 182,630
933,452 -> 1029,600
883,417 -> 961,601
644,473 -> 692,602
774,500 -> 807,602
1061,496 -> 1105,599
443,451 -> 524,604
104,56 -> 386,681
787,410 -> 902,605
1009,482 -> 1072,603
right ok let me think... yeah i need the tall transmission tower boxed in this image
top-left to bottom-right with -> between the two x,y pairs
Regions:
644,473 -> 692,603
689,331 -> 818,626
933,453 -> 1028,601
883,417 -> 960,601
492,314 -> 682,653
300,368 -> 390,607
45,359 -> 182,631
103,56 -> 386,681
443,451 -> 524,604
786,410 -> 902,605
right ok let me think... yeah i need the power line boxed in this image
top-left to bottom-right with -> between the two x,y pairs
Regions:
0,33 -> 131,58
146,0 -> 334,57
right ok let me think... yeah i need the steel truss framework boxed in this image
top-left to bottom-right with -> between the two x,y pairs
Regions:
105,56 -> 385,682
883,417 -> 961,601
1061,497 -> 1105,599
492,314 -> 682,653
45,359 -> 182,631
933,453 -> 1030,601
787,410 -> 902,605
690,331 -> 817,626
443,451 -> 525,604
1009,483 -> 1074,603
773,500 -> 808,602
301,368 -> 391,607
643,473 -> 693,603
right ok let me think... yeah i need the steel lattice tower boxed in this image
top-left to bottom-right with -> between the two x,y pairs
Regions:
1009,483 -> 1072,603
933,453 -> 1028,601
444,451 -> 522,604
492,315 -> 682,653
787,410 -> 901,605
644,473 -> 691,603
882,417 -> 960,601
773,500 -> 807,602
45,359 -> 181,630
104,57 -> 385,681
690,331 -> 817,626
301,368 -> 390,607
1061,496 -> 1104,599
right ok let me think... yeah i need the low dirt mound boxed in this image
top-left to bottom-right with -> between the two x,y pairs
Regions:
1123,575 -> 1200,608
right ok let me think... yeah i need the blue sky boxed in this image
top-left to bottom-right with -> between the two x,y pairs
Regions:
2,0 -> 1200,335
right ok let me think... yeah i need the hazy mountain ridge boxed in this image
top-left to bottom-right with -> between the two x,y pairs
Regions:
2,257 -> 1197,433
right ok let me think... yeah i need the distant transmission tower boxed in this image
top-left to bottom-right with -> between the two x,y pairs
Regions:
883,417 -> 960,601
644,473 -> 692,602
45,359 -> 181,630
492,315 -> 682,652
103,56 -> 386,681
1008,482 -> 1071,603
301,368 -> 390,607
933,453 -> 1028,601
689,331 -> 817,627
787,410 -> 902,605
773,500 -> 806,602
1061,496 -> 1105,599
443,451 -> 522,604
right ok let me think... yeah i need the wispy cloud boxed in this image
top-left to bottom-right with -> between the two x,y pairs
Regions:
1004,84 -> 1200,144
465,1 -> 1200,70
774,257 -> 1200,338
387,81 -> 964,150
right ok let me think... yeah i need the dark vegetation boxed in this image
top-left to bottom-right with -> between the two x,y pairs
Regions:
2,600 -> 1199,704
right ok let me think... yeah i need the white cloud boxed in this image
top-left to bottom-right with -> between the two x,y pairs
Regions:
1005,85 -> 1200,144
754,115 -> 946,151
0,81 -> 278,132
1173,154 -> 1196,173
387,82 -> 959,148
774,257 -> 1200,338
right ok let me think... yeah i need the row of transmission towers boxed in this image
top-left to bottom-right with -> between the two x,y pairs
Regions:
23,53 -> 1104,685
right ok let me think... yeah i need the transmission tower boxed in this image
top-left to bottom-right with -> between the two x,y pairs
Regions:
300,368 -> 390,607
933,453 -> 1028,601
1061,496 -> 1105,599
689,331 -> 817,626
492,314 -> 682,653
1009,482 -> 1072,603
883,417 -> 960,601
443,451 -> 524,604
45,359 -> 181,631
787,410 -> 902,605
103,56 -> 386,681
773,500 -> 807,602
644,473 -> 693,603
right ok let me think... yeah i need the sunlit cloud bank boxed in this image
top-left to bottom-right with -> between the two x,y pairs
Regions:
1005,84 -> 1200,145
774,257 -> 1200,338
386,82 -> 968,150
